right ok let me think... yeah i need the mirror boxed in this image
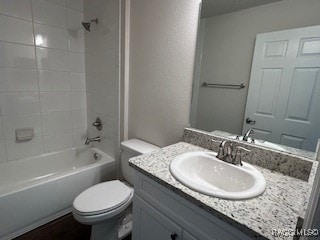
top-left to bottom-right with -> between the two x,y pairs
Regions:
190,0 -> 320,156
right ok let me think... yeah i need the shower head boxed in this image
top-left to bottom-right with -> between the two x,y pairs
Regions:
82,22 -> 91,31
81,18 -> 99,32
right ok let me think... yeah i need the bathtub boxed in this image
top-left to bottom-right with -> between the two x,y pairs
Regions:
0,147 -> 115,240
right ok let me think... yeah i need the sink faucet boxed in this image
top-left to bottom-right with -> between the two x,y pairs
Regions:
217,140 -> 233,163
216,140 -> 251,166
85,136 -> 101,145
243,129 -> 254,142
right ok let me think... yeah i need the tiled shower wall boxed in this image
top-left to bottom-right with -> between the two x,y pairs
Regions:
84,0 -> 119,158
0,0 -> 87,163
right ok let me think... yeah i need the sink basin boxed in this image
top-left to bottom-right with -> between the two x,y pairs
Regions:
169,151 -> 266,200
228,136 -> 286,152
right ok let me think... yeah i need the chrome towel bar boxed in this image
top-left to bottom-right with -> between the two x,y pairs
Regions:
202,82 -> 245,89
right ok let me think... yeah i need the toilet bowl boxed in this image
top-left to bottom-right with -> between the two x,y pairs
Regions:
72,139 -> 159,240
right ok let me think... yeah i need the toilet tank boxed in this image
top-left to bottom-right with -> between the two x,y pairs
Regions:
120,139 -> 159,185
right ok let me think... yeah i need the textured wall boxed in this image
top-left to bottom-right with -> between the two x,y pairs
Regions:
194,0 -> 320,134
0,0 -> 86,163
128,0 -> 201,147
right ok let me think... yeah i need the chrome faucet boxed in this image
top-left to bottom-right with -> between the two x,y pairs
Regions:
217,140 -> 233,163
216,140 -> 251,166
85,136 -> 101,145
243,129 -> 254,142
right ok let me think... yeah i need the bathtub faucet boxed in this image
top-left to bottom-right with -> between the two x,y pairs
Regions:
85,136 -> 101,145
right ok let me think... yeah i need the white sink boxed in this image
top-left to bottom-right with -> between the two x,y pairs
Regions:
228,136 -> 286,152
169,151 -> 266,200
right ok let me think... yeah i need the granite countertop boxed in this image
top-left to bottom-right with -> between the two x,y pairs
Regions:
129,142 -> 315,240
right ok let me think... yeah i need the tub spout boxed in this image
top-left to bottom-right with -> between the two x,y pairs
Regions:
85,136 -> 101,145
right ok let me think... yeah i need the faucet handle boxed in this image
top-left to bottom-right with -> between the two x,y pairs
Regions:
211,139 -> 221,144
232,146 -> 251,166
92,117 -> 102,131
236,146 -> 251,153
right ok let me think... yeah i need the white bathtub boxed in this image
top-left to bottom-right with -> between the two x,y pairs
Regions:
0,147 -> 115,240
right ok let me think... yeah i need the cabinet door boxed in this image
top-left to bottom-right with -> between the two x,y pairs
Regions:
182,230 -> 199,240
133,196 -> 182,240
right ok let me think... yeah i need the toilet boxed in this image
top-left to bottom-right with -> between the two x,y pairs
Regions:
72,139 -> 159,240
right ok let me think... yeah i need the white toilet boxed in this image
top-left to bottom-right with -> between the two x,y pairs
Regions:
72,139 -> 159,240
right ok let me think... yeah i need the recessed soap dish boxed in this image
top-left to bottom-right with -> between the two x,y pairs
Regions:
15,128 -> 34,143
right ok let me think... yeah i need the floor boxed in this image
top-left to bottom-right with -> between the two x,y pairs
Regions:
14,213 -> 132,240
14,214 -> 91,240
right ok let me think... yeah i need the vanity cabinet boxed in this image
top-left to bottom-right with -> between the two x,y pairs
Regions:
133,196 -> 182,240
132,171 -> 253,240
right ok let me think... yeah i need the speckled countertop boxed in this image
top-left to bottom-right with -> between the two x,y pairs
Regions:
129,142 -> 315,240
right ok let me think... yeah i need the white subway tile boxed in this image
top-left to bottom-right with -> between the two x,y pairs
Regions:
43,131 -> 73,152
0,42 -> 36,68
67,0 -> 83,12
86,71 -> 116,95
40,92 -> 71,113
34,23 -> 68,50
92,94 -> 115,116
72,127 -> 87,147
68,30 -> 84,52
105,95 -> 116,117
85,28 -> 118,53
47,0 -> 66,6
0,15 -> 33,45
32,0 -> 67,28
71,92 -> 86,110
6,133 -> 43,161
0,92 -> 40,115
67,8 -> 83,31
0,117 -> 6,163
87,110 -> 106,130
0,68 -> 37,92
85,50 -> 115,73
0,0 -> 32,21
104,115 -> 116,137
0,118 -> 3,137
36,47 -> 69,71
86,92 -> 93,110
42,110 -> 72,135
38,70 -> 70,91
72,109 -> 87,128
69,51 -> 85,72
2,114 -> 42,139
70,72 -> 85,91
0,137 -> 6,164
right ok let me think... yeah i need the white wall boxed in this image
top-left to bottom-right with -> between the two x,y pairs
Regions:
195,0 -> 320,134
84,0 -> 120,157
128,0 -> 201,147
0,0 -> 87,163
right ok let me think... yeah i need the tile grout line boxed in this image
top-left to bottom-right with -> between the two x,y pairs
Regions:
30,0 -> 45,155
66,3 -> 76,148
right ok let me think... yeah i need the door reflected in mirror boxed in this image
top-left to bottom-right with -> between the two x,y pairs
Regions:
190,0 -> 320,153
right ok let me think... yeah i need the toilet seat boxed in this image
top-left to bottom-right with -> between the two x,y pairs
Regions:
73,180 -> 133,218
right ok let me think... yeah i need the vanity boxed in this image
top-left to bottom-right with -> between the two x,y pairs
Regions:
127,1 -> 320,238
129,129 -> 317,240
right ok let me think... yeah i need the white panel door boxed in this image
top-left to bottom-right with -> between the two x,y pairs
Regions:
243,25 -> 320,151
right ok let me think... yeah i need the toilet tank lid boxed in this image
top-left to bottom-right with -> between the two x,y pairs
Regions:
121,139 -> 160,154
